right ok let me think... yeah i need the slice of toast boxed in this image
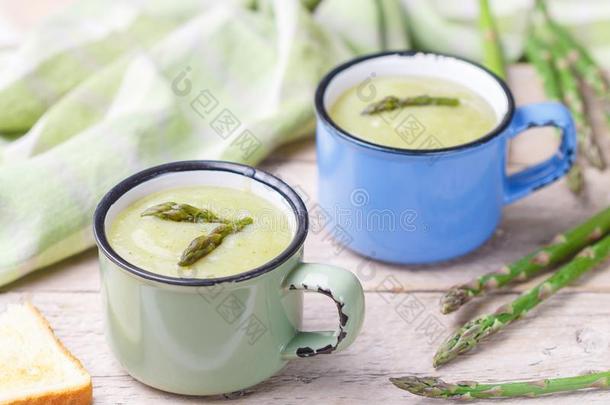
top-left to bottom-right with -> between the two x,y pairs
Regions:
0,302 -> 92,405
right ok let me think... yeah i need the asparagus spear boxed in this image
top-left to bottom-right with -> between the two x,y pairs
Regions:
524,34 -> 584,194
565,163 -> 585,195
536,0 -> 610,106
525,36 -> 561,101
141,202 -> 229,224
361,95 -> 459,115
548,39 -> 606,170
478,0 -> 506,79
390,372 -> 610,399
178,217 -> 253,266
533,0 -> 606,169
434,234 -> 610,368
440,206 -> 610,314
553,27 -> 610,102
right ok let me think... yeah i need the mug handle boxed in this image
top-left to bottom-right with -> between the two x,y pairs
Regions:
280,263 -> 365,360
503,102 -> 577,205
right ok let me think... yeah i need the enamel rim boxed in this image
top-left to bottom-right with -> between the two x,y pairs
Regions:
93,160 -> 309,286
315,50 -> 516,155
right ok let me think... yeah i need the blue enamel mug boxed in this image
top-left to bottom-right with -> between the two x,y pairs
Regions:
315,51 -> 577,264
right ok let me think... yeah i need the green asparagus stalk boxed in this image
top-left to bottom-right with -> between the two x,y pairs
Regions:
141,202 -> 229,224
548,40 -> 606,170
536,0 -> 610,107
554,28 -> 610,103
390,372 -> 610,399
478,0 -> 507,79
440,206 -> 610,314
178,217 -> 253,266
533,1 -> 606,170
361,95 -> 459,115
565,163 -> 585,195
525,36 -> 561,101
434,234 -> 610,368
524,34 -> 584,194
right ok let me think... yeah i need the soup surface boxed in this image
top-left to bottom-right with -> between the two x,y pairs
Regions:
329,75 -> 497,149
108,186 -> 293,279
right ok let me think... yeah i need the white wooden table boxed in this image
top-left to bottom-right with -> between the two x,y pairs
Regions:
1,64 -> 609,404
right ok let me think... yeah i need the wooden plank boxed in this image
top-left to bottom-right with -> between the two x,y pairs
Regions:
2,291 -> 610,404
2,249 -> 100,293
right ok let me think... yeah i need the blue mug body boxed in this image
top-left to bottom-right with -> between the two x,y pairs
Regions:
315,51 -> 577,264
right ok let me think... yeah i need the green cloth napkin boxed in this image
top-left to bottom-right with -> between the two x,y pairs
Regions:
0,0 -> 408,286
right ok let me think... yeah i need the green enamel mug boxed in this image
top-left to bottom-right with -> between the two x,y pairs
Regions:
93,160 -> 365,396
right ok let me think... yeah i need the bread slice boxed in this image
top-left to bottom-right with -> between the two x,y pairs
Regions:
0,302 -> 92,405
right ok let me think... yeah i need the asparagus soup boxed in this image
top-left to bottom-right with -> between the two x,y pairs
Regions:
108,186 -> 293,279
329,75 -> 497,149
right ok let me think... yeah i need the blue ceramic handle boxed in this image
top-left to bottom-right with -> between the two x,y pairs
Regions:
504,102 -> 577,204
280,263 -> 365,360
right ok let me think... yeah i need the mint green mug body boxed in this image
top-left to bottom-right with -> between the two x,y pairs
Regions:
93,161 -> 365,396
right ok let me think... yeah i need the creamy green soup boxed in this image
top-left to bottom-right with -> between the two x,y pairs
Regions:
108,186 -> 293,279
329,76 -> 497,149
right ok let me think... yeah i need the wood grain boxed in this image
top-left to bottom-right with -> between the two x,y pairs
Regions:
3,291 -> 610,404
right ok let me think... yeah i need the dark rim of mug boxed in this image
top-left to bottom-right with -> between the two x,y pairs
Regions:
93,160 -> 308,287
314,50 -> 516,155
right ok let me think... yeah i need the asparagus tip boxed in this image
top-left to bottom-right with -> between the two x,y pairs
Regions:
433,318 -> 488,368
178,217 -> 254,267
390,376 -> 449,398
361,95 -> 459,115
140,202 -> 176,217
566,164 -> 585,195
241,216 -> 254,226
432,355 -> 444,369
440,287 -> 471,314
